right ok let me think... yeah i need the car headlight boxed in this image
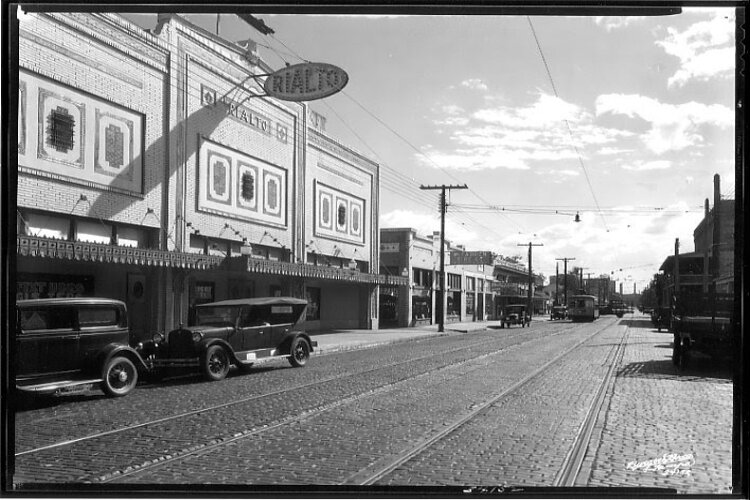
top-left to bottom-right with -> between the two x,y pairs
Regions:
152,332 -> 165,344
192,331 -> 204,343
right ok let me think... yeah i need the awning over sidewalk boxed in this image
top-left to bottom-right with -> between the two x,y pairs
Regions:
17,235 -> 223,269
227,256 -> 409,286
17,234 -> 411,285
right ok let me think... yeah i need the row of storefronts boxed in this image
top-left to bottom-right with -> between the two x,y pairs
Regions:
378,229 -> 546,328
14,12 -> 545,338
14,12 -> 406,340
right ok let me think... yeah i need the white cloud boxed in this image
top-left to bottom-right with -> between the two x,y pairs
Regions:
597,146 -> 634,155
593,16 -> 647,31
655,12 -> 735,87
621,160 -> 672,171
460,79 -> 488,92
423,92 -> 632,171
595,93 -> 733,154
667,47 -> 734,88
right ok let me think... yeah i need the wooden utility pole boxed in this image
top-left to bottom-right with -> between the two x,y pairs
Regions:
555,262 -> 560,305
578,267 -> 589,293
518,242 -> 543,316
420,184 -> 468,333
556,257 -> 575,305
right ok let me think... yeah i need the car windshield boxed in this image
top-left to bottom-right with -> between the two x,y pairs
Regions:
194,306 -> 238,327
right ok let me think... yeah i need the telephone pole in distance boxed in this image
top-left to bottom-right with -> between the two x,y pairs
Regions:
517,242 -> 543,316
556,257 -> 575,306
420,184 -> 468,333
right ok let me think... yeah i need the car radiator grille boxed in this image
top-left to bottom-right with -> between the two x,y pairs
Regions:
167,330 -> 197,358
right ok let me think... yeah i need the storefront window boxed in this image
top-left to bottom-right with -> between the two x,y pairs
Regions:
306,287 -> 321,320
466,293 -> 475,317
25,213 -> 69,240
412,268 -> 433,288
448,273 -> 461,290
77,220 -> 112,245
447,292 -> 461,317
412,296 -> 431,322
379,291 -> 398,324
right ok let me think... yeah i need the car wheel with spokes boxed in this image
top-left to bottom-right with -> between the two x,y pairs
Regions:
101,356 -> 138,397
202,345 -> 230,381
288,337 -> 310,368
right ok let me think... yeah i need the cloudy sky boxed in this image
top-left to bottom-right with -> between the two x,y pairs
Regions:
125,8 -> 736,290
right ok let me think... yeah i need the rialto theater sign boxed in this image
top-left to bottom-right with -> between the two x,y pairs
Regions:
264,62 -> 348,102
201,85 -> 289,144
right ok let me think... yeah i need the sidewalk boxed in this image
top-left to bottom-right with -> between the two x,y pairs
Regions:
309,320 -> 504,354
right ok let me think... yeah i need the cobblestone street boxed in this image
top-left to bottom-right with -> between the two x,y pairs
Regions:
584,318 -> 734,494
10,315 -> 735,494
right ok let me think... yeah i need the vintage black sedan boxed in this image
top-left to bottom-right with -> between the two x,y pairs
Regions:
15,297 -> 149,397
143,297 -> 317,382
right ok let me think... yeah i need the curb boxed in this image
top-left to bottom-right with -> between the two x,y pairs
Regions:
312,331 -> 451,356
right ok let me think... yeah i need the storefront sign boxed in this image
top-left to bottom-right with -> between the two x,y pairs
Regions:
309,109 -> 327,131
264,63 -> 348,102
380,242 -> 400,253
201,85 -> 289,144
17,273 -> 93,300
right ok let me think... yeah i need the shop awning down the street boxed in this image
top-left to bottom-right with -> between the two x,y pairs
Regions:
225,256 -> 409,286
16,235 -> 410,286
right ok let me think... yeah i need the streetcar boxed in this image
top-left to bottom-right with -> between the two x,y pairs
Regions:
567,295 -> 600,322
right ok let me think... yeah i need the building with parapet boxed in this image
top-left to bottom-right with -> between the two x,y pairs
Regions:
657,174 -> 735,301
379,228 -> 498,327
15,12 -> 407,339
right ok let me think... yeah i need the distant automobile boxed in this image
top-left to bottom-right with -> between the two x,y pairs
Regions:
15,298 -> 149,397
550,305 -> 567,320
141,297 -> 317,382
500,304 -> 530,328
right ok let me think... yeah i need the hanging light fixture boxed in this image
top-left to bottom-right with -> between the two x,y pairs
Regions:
241,238 -> 253,256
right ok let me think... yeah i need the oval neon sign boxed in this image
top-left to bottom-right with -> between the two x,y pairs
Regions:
264,62 -> 349,102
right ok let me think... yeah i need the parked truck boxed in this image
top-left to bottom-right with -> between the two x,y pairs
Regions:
671,290 -> 734,370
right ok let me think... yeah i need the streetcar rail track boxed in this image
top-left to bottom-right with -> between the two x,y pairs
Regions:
91,324 -> 588,483
84,319 -> 618,485
16,324 -> 579,458
346,320 -> 621,485
85,323 -> 598,483
554,325 -> 629,487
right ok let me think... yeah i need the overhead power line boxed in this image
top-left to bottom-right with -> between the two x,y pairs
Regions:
526,16 -> 609,233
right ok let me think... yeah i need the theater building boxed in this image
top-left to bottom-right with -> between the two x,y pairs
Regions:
16,12 -> 173,341
15,12 -> 405,340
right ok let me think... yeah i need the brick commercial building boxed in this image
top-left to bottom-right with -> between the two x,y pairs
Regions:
657,174 -> 735,299
379,228 -> 497,328
15,12 -> 406,340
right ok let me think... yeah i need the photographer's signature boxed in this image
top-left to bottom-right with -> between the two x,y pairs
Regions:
626,453 -> 695,477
